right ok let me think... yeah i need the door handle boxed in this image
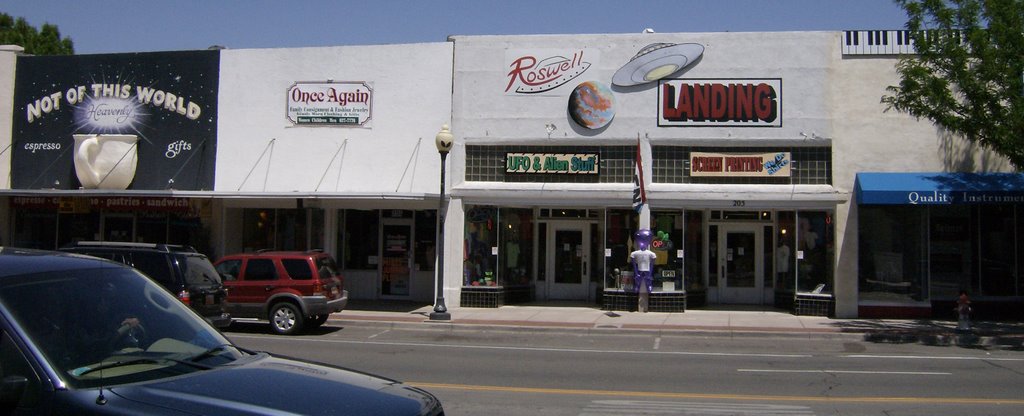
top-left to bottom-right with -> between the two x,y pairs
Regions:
264,285 -> 274,291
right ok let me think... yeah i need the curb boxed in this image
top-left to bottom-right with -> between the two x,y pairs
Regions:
329,314 -> 1024,348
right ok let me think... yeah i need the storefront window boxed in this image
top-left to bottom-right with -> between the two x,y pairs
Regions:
796,211 -> 834,293
683,210 -> 705,293
338,209 -> 379,270
924,205 -> 969,299
414,210 -> 437,272
464,206 -> 498,286
979,205 -> 1017,296
58,213 -> 99,247
776,211 -> 796,294
13,210 -> 58,249
651,211 -> 683,292
240,208 -> 315,251
137,213 -> 167,244
604,209 -> 638,290
275,209 -> 308,251
170,215 -> 207,254
242,209 -> 276,251
858,206 -> 926,302
1018,205 -> 1024,296
499,208 -> 533,286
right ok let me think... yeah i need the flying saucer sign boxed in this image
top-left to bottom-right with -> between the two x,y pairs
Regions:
612,43 -> 704,87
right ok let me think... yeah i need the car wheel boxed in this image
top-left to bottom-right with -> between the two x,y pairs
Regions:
308,314 -> 329,328
269,303 -> 304,335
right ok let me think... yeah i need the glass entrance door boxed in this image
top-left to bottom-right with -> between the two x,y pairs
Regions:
381,220 -> 413,297
717,224 -> 764,304
546,221 -> 590,300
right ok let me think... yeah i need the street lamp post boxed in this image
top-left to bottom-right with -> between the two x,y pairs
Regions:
430,125 -> 453,321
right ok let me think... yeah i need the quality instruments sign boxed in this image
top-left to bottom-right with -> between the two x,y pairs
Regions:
506,153 -> 599,174
287,81 -> 372,126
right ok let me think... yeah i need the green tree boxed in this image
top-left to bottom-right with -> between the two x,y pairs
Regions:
0,13 -> 74,55
882,0 -> 1024,168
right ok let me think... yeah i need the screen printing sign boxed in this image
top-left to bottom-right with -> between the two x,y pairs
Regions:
690,151 -> 791,177
286,81 -> 372,126
659,78 -> 782,127
506,153 -> 599,174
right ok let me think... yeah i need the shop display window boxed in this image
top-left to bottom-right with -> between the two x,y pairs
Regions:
242,209 -> 276,251
602,209 -> 683,292
979,205 -> 1016,296
464,206 -> 498,287
683,210 -> 705,293
928,205 -> 970,299
650,211 -> 683,292
12,211 -> 58,250
58,213 -> 100,247
137,213 -> 168,244
796,211 -> 834,294
338,209 -> 380,270
604,209 -> 638,290
414,211 -> 437,272
862,204 -> 1024,302
776,211 -> 796,294
498,208 -> 534,286
274,209 -> 309,251
858,205 -> 927,302
242,208 -> 316,252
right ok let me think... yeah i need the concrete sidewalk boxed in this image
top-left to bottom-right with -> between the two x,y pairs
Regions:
334,301 -> 1024,349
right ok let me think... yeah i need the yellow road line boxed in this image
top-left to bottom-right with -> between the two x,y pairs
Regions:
408,382 -> 1024,406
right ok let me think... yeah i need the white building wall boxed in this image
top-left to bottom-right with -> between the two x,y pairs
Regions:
0,46 -> 17,193
452,32 -> 832,148
0,46 -> 21,246
216,43 -> 454,195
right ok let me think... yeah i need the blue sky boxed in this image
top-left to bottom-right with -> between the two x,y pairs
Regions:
3,0 -> 910,54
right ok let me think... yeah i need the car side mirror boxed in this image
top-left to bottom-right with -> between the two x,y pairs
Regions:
0,375 -> 28,412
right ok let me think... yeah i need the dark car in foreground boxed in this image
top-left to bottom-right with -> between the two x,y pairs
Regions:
0,247 -> 443,415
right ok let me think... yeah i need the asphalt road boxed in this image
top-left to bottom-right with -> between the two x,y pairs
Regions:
226,320 -> 1024,416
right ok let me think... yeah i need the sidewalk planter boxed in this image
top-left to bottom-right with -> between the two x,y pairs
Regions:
460,285 -> 535,308
602,290 -> 686,312
794,293 -> 834,317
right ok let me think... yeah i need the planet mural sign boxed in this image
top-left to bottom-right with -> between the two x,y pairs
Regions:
568,81 -> 616,130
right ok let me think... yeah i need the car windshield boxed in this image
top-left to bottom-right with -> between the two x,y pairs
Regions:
182,254 -> 223,285
0,265 -> 241,389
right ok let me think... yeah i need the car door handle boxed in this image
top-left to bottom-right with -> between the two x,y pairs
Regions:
264,285 -> 274,291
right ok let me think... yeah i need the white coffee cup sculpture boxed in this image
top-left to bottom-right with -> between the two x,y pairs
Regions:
72,134 -> 139,190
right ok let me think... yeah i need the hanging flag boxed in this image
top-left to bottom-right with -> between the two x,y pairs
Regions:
632,135 -> 646,213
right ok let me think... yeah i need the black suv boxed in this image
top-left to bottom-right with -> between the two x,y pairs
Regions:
59,241 -> 231,328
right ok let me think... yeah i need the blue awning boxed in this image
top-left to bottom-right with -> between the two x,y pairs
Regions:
856,172 -> 1024,205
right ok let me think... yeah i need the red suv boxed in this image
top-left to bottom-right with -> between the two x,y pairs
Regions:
214,250 -> 348,335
